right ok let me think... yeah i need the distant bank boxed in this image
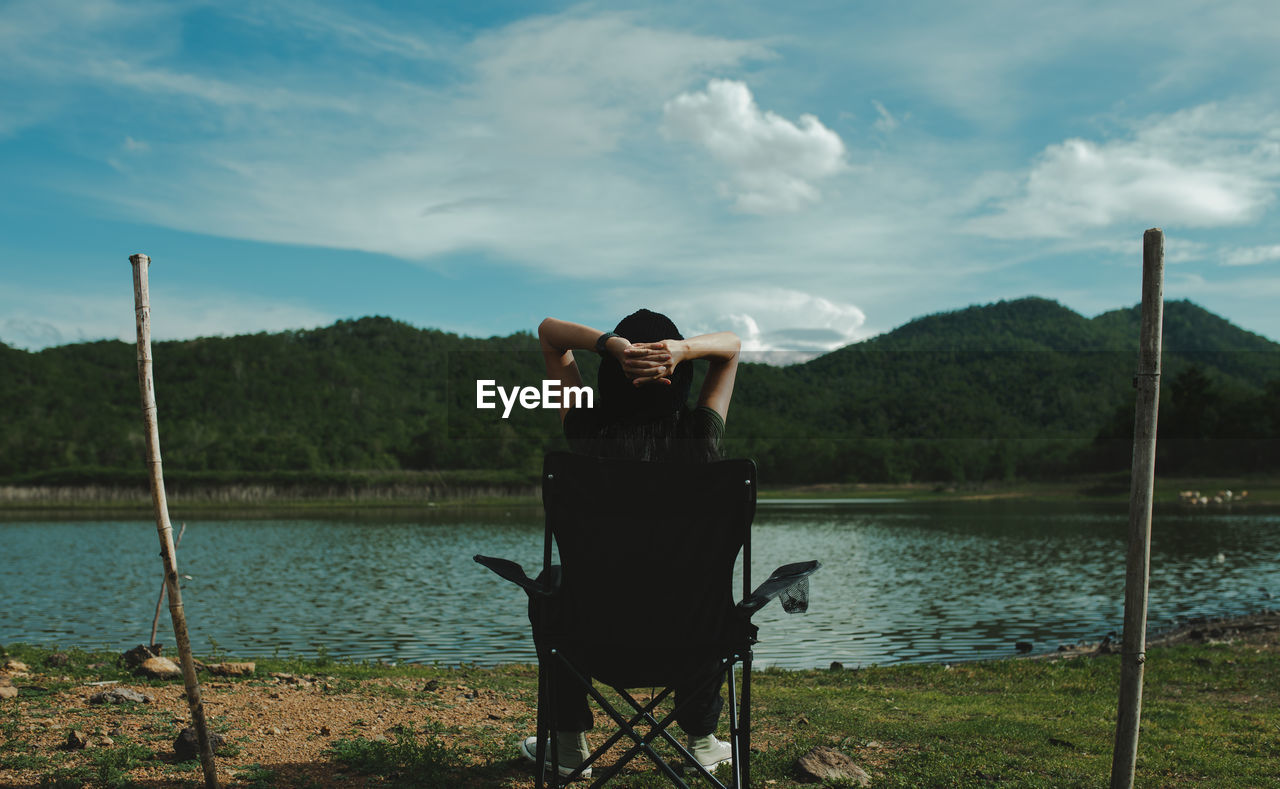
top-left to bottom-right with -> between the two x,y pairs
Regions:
2,473 -> 1277,512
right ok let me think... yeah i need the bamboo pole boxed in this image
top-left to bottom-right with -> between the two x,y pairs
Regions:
150,523 -> 186,646
1109,229 -> 1164,789
130,254 -> 218,789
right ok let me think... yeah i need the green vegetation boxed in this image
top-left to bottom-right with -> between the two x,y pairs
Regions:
2,636 -> 1277,787
2,297 -> 1278,492
325,724 -> 465,787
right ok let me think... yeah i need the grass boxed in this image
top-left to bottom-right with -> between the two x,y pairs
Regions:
324,724 -> 466,787
3,634 -> 1278,787
32,739 -> 155,789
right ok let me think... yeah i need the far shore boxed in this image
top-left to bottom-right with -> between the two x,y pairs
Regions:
2,474 -> 1277,515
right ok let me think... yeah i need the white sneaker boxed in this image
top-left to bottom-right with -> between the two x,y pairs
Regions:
519,732 -> 593,780
688,733 -> 734,770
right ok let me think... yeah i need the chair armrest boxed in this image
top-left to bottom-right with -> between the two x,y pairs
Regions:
737,560 -> 820,616
473,555 -> 561,598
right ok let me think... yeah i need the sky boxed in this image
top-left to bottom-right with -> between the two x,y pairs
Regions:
2,0 -> 1280,358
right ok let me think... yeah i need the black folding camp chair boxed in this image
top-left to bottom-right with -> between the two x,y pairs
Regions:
475,451 -> 819,787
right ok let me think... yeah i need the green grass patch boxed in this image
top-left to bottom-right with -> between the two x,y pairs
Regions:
324,724 -> 466,787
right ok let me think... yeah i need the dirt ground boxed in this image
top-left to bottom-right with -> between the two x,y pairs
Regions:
3,609 -> 1277,788
1,664 -> 542,788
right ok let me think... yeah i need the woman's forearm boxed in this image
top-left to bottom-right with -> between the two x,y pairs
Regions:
538,318 -> 628,356
675,332 -> 740,364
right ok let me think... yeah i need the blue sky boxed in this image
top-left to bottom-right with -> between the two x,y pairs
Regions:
3,0 -> 1279,356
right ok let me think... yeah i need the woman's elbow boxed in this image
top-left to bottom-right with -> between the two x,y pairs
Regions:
538,318 -> 560,345
725,332 -> 741,357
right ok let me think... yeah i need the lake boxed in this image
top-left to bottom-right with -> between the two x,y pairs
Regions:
2,500 -> 1277,669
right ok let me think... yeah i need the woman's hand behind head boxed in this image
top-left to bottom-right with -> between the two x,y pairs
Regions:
623,341 -> 680,386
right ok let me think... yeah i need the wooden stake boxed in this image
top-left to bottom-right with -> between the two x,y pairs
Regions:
1109,229 -> 1164,789
130,254 -> 218,789
150,522 -> 186,646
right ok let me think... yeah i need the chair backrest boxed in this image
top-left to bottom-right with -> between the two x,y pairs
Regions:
537,451 -> 757,686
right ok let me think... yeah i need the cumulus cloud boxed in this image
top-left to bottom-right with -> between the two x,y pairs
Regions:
0,283 -> 336,351
17,9 -> 771,275
657,288 -> 869,364
662,79 -> 847,214
1221,244 -> 1280,266
970,103 -> 1280,238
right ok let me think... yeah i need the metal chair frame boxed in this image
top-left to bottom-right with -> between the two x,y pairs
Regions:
476,452 -> 817,788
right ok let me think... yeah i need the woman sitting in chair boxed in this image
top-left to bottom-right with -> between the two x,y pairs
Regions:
521,308 -> 741,778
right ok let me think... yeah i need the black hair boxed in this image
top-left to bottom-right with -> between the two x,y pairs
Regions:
579,309 -> 719,464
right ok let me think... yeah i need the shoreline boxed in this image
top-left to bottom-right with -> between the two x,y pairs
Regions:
3,474 -> 1278,514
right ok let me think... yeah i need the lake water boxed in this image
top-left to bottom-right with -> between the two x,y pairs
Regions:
2,500 -> 1277,669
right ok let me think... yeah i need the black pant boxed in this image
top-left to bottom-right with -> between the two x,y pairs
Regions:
548,654 -> 724,736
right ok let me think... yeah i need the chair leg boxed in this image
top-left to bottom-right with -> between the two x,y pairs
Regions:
547,651 -> 562,784
727,661 -> 741,789
536,659 -> 549,789
552,656 -> 689,788
741,652 -> 752,789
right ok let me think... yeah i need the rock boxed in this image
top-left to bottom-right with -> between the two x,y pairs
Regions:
44,652 -> 70,667
122,644 -> 163,669
89,688 -> 154,705
173,727 -> 227,761
829,661 -> 844,671
1015,641 -> 1033,654
796,746 -> 871,787
208,662 -> 256,677
0,685 -> 17,700
97,735 -> 115,747
2,659 -> 29,673
64,730 -> 90,750
137,656 -> 183,680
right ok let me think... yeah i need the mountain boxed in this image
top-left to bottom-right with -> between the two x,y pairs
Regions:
2,299 -> 1277,484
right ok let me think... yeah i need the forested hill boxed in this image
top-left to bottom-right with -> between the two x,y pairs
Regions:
2,297 -> 1277,484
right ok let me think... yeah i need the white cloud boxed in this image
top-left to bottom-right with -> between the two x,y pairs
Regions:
871,100 -> 901,133
29,10 -> 772,276
970,103 -> 1280,238
662,79 -> 847,214
0,283 -> 335,350
656,288 -> 870,363
1079,235 -> 1210,264
1221,244 -> 1280,266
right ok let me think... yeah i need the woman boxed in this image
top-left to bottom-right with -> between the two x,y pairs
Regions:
520,308 -> 741,778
